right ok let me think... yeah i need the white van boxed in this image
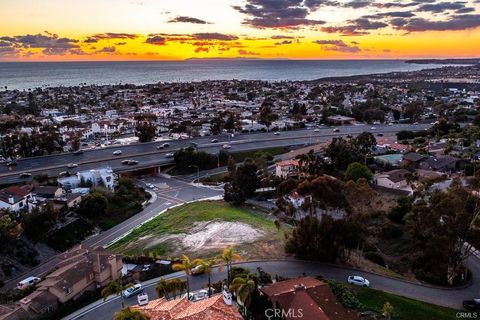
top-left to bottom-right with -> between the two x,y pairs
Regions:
17,277 -> 41,290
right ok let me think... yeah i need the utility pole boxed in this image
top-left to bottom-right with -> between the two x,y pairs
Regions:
189,165 -> 200,183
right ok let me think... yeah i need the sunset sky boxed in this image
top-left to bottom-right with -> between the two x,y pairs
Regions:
1,0 -> 480,61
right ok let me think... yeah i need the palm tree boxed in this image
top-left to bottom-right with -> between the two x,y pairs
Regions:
230,275 -> 256,316
172,255 -> 194,300
101,279 -> 133,309
113,307 -> 150,320
156,278 -> 187,300
218,246 -> 241,287
192,258 -> 216,297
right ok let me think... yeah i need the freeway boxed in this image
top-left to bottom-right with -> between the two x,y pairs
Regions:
0,123 -> 430,185
66,257 -> 476,320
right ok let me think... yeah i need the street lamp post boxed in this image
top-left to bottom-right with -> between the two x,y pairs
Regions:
189,165 -> 200,183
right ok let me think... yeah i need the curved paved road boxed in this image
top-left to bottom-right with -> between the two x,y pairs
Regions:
66,258 -> 474,320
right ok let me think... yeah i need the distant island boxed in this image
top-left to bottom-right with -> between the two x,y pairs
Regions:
406,58 -> 480,65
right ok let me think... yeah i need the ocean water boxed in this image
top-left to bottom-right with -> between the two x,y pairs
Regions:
0,60 -> 442,90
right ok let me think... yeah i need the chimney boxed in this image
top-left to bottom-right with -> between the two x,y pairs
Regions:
294,284 -> 306,292
223,290 -> 233,305
8,196 -> 15,204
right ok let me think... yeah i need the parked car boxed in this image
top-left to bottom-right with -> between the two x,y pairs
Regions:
165,153 -> 174,158
6,160 -> 17,166
17,277 -> 41,290
73,150 -> 84,155
67,163 -> 78,168
222,144 -> 232,149
184,290 -> 208,302
211,139 -> 219,143
137,292 -> 149,306
347,276 -> 370,287
191,265 -> 205,275
377,133 -> 384,137
113,150 -> 122,155
123,284 -> 143,298
463,299 -> 480,310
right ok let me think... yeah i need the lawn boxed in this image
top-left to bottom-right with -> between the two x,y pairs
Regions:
354,287 -> 458,320
108,200 -> 287,259
46,219 -> 95,252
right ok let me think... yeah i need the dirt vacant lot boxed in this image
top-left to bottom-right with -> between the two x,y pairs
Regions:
108,200 -> 288,260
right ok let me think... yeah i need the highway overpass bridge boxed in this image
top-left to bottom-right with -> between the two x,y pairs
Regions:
0,123 -> 430,185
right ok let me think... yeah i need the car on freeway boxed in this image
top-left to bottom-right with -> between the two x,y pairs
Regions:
274,132 -> 280,135
157,145 -> 164,149
222,144 -> 232,149
163,143 -> 170,148
67,163 -> 78,168
211,139 -> 219,143
122,160 -> 139,165
333,128 -> 340,132
19,172 -> 32,178
314,128 -> 320,132
165,153 -> 174,158
370,126 -> 377,130
122,284 -> 143,298
113,150 -> 122,155
6,160 -> 17,166
73,150 -> 84,155
463,299 -> 480,310
347,276 -> 370,287
17,276 -> 41,290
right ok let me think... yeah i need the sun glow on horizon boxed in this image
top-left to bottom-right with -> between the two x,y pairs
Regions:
1,0 -> 480,61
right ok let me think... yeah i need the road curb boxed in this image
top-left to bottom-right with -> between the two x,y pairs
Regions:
232,258 -> 473,291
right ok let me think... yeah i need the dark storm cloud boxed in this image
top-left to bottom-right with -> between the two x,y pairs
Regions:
145,36 -> 167,45
391,14 -> 480,32
321,17 -> 387,36
96,46 -> 117,53
342,0 -> 374,9
313,39 -> 361,52
274,40 -> 294,45
233,0 -> 326,29
168,16 -> 212,24
192,33 -> 239,41
84,33 -> 138,43
417,2 -> 468,13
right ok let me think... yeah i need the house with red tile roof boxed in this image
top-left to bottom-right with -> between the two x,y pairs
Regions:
260,277 -> 359,320
275,159 -> 300,178
133,292 -> 243,320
